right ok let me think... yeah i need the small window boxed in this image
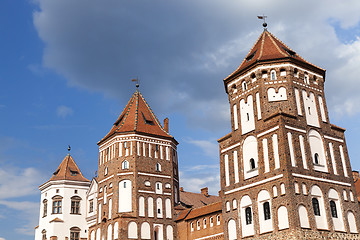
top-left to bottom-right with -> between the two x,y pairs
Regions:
122,160 -> 129,170
89,200 -> 94,213
210,217 -> 214,227
56,189 -> 59,193
314,153 -> 320,165
330,200 -> 338,218
203,218 -> 207,229
294,68 -> 299,77
43,200 -> 48,217
242,81 -> 247,91
157,208 -> 161,214
191,222 -> 194,232
155,144 -> 159,151
262,70 -> 267,78
308,107 -> 311,115
156,163 -> 161,172
104,167 -> 108,176
246,113 -> 250,121
124,182 -> 127,188
123,141 -> 128,148
250,158 -> 256,169
74,190 -> 78,194
197,220 -> 200,230
251,73 -> 256,80
245,207 -> 252,225
42,230 -> 46,240
304,73 -> 309,85
312,198 -> 320,216
217,215 -> 221,225
270,70 -> 276,80
231,84 -> 237,92
263,202 -> 271,220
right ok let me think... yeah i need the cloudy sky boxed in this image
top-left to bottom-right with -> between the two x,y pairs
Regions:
1,0 -> 360,239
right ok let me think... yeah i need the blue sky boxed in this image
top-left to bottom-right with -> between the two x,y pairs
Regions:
1,0 -> 360,239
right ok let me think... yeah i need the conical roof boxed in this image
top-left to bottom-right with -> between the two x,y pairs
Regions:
99,90 -> 172,143
225,30 -> 324,82
49,154 -> 89,182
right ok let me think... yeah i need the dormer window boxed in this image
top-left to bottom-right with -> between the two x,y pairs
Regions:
53,169 -> 60,175
245,50 -> 257,62
282,46 -> 296,56
142,112 -> 154,125
69,168 -> 78,176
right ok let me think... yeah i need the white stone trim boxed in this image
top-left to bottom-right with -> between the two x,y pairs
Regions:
225,174 -> 283,195
220,142 -> 240,153
163,193 -> 172,196
138,172 -> 171,179
116,172 -> 134,176
107,193 -> 113,197
292,173 -> 351,187
324,135 -> 344,143
98,175 -> 114,184
257,126 -> 279,138
39,180 -> 90,191
227,63 -> 323,89
194,232 -> 224,240
293,81 -> 322,93
138,190 -> 155,194
285,125 -> 306,134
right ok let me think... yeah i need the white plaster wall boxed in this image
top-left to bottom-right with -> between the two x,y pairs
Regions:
339,145 -> 348,177
240,95 -> 255,135
114,222 -> 119,239
272,134 -> 280,169
308,130 -> 328,173
258,190 -> 273,234
36,181 -> 90,240
233,151 -> 239,183
299,135 -> 308,169
298,205 -> 310,228
278,206 -> 289,230
107,224 -> 112,240
139,196 -> 145,217
233,104 -> 238,130
243,136 -> 259,179
287,132 -> 296,167
224,154 -> 230,186
263,139 -> 269,173
154,224 -> 164,240
295,88 -> 302,115
148,197 -> 154,218
157,198 -> 163,218
165,198 -> 172,218
166,225 -> 174,240
328,189 -> 345,231
227,219 -> 237,240
141,222 -> 151,239
348,211 -> 358,233
128,222 -> 138,239
240,195 -> 254,237
86,179 -> 98,228
302,91 -> 320,127
318,96 -> 327,122
329,143 -> 338,175
118,180 -> 132,212
267,87 -> 287,102
256,92 -> 262,120
311,185 -> 328,230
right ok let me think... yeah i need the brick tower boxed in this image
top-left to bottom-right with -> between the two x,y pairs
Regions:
88,89 -> 179,240
218,28 -> 360,239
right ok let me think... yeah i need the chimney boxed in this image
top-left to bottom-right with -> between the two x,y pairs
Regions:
201,187 -> 209,197
180,187 -> 184,192
353,171 -> 360,182
164,118 -> 169,132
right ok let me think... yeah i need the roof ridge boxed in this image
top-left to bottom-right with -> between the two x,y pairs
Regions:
257,30 -> 266,60
117,94 -> 136,130
266,31 -> 288,57
134,91 -> 139,131
191,200 -> 221,210
138,92 -> 172,137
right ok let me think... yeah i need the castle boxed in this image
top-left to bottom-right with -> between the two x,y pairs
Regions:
35,27 -> 360,240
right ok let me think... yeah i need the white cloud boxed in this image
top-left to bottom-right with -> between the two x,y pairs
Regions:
56,105 -> 73,118
185,139 -> 219,159
0,237 -> 6,240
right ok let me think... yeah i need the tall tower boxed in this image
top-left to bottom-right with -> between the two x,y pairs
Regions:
89,89 -> 179,240
35,154 -> 90,240
218,29 -> 360,239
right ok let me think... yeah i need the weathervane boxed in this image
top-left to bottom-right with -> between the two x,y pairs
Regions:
257,15 -> 268,28
68,145 -> 71,152
131,78 -> 140,88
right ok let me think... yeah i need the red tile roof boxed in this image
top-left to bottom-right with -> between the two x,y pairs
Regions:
184,201 -> 222,221
179,190 -> 221,209
49,154 -> 89,182
99,90 -> 173,143
225,30 -> 324,82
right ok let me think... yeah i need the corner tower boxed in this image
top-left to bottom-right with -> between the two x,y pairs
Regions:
35,154 -> 90,240
218,29 -> 360,239
89,89 -> 179,240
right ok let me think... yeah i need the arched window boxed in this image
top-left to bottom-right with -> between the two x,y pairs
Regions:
242,81 -> 247,91
42,229 -> 46,240
52,195 -> 63,214
263,202 -> 271,220
312,198 -> 320,216
141,222 -> 150,239
217,215 -> 220,225
156,163 -> 161,172
210,217 -> 214,227
245,207 -> 252,225
226,201 -> 230,212
122,160 -> 129,169
314,153 -> 319,165
330,200 -> 337,218
128,222 -> 137,239
270,70 -> 276,80
250,158 -> 256,170
203,218 -> 207,228
298,205 -> 310,228
42,199 -> 48,217
70,227 -> 81,240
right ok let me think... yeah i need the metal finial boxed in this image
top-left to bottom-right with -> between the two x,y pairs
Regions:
131,78 -> 140,88
257,15 -> 268,29
68,145 -> 71,152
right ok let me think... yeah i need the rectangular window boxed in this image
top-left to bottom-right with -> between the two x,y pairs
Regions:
89,200 -> 94,213
71,200 -> 80,214
52,200 -> 62,214
43,201 -> 47,217
70,231 -> 79,240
